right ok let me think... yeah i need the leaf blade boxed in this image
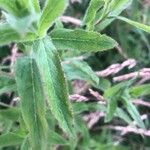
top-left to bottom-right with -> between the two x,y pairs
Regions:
32,38 -> 74,135
118,16 -> 150,33
38,0 -> 65,36
50,29 -> 117,53
15,57 -> 48,150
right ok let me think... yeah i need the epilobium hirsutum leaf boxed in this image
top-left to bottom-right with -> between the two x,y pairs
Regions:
0,24 -> 37,46
0,73 -> 16,95
50,29 -> 117,52
129,84 -> 150,98
118,16 -> 150,33
32,0 -> 41,13
63,60 -> 99,86
83,0 -> 104,30
0,24 -> 20,46
95,0 -> 132,31
32,38 -> 74,135
0,0 -> 20,17
0,0 -> 32,17
0,107 -> 20,121
0,132 -> 24,148
15,57 -> 48,150
122,94 -> 146,129
38,0 -> 65,37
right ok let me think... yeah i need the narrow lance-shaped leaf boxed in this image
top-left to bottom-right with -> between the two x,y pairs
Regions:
0,132 -> 24,148
32,0 -> 41,13
0,0 -> 20,16
83,0 -> 104,30
63,60 -> 99,86
15,57 -> 48,150
0,73 -> 16,95
0,107 -> 20,121
122,93 -> 146,129
0,24 -> 37,46
50,29 -> 117,53
105,97 -> 117,122
95,0 -> 132,31
129,84 -> 150,98
118,16 -> 150,33
104,81 -> 129,122
20,137 -> 30,150
32,38 -> 74,135
38,0 -> 65,37
0,0 -> 32,17
0,24 -> 20,46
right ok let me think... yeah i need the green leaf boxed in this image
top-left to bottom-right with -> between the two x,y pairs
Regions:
0,24 -> 37,46
110,0 -> 132,12
0,107 -> 20,121
38,0 -> 65,36
0,0 -> 20,16
104,81 -> 131,122
105,97 -> 117,122
48,130 -> 69,145
20,137 -> 30,150
118,16 -> 150,33
116,108 -> 132,124
32,0 -> 41,13
63,60 -> 99,86
95,0 -> 132,31
4,11 -> 39,33
130,84 -> 150,98
0,132 -> 24,148
83,0 -> 104,30
50,29 -> 117,53
0,24 -> 20,46
122,95 -> 145,129
0,73 -> 16,95
32,38 -> 74,135
15,57 -> 48,150
0,0 -> 32,17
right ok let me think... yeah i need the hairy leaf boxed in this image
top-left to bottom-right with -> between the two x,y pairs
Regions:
130,84 -> 150,98
0,107 -> 20,121
50,29 -> 117,52
96,0 -> 132,31
48,130 -> 69,145
63,60 -> 99,86
15,57 -> 48,150
83,0 -> 104,30
0,24 -> 37,46
38,0 -> 65,36
0,73 -> 16,95
20,137 -> 30,150
118,16 -> 150,33
122,94 -> 145,129
0,132 -> 24,148
32,37 -> 74,135
32,0 -> 41,13
0,0 -> 32,17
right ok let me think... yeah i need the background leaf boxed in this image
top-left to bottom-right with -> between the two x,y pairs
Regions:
0,107 -> 20,121
0,73 -> 16,95
63,60 -> 99,86
0,132 -> 24,148
129,84 -> 150,98
95,0 -> 132,31
0,24 -> 37,46
118,16 -> 150,33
